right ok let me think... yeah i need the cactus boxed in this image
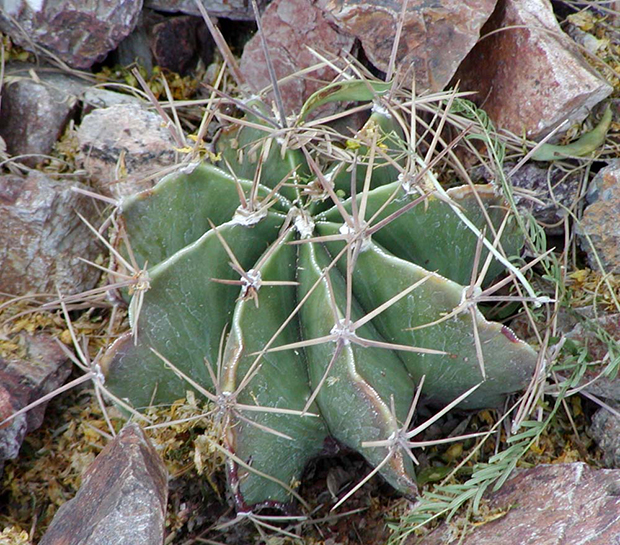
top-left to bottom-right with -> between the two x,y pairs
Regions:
101,85 -> 538,510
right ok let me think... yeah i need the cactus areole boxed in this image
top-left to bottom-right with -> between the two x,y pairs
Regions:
100,91 -> 538,511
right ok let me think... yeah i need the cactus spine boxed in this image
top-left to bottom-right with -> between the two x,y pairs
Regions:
101,84 -> 538,509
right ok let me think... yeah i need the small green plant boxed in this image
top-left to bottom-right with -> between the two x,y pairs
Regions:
100,80 -> 540,511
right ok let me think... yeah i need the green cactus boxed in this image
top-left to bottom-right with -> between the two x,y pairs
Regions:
101,86 -> 538,510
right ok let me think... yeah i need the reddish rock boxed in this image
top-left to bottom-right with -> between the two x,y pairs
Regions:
0,68 -> 84,166
454,0 -> 613,140
39,423 -> 168,545
145,0 -> 259,20
0,0 -> 143,69
0,171 -> 101,296
77,103 -> 177,199
416,463 -> 620,545
0,334 -> 71,467
240,0 -> 355,115
115,11 -> 214,76
150,15 -> 214,75
316,0 -> 497,92
578,161 -> 620,274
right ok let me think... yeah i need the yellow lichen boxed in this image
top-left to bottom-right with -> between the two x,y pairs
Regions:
93,64 -> 200,101
566,268 -> 619,310
0,33 -> 35,63
0,526 -> 32,545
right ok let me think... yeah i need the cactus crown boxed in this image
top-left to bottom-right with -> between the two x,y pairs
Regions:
101,77 -> 538,510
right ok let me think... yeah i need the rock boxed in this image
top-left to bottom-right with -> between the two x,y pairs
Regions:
454,0 -> 613,141
563,310 -> 620,402
145,0 -> 258,20
150,15 -> 214,75
0,68 -> 85,166
115,11 -> 213,76
0,334 -> 71,470
416,463 -> 620,545
511,306 -> 620,404
507,164 -> 580,234
81,88 -> 143,115
511,305 -> 620,403
590,404 -> 620,468
564,310 -> 620,366
578,161 -> 620,273
0,171 -> 101,296
316,0 -> 497,92
473,162 -> 580,235
39,423 -> 168,545
240,0 -> 355,116
77,103 -> 178,199
114,11 -> 155,75
0,0 -> 143,69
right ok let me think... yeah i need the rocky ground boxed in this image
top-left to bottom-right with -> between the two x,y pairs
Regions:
1,0 -> 620,544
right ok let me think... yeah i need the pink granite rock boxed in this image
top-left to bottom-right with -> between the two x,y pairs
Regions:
240,0 -> 355,115
316,0 -> 497,92
416,463 -> 620,545
0,334 -> 71,468
39,423 -> 168,545
0,171 -> 101,296
77,103 -> 177,199
454,0 -> 613,140
0,0 -> 143,69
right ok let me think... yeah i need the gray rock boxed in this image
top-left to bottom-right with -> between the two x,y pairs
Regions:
590,404 -> 620,468
0,334 -> 71,468
240,0 -> 355,115
77,103 -> 178,199
563,309 -> 620,402
316,0 -> 497,93
39,423 -> 168,545
508,164 -> 580,233
0,0 -> 143,69
511,306 -> 620,404
0,171 -> 101,296
114,11 -> 154,76
0,68 -> 85,166
473,162 -> 581,235
145,0 -> 259,20
454,0 -> 613,140
416,463 -> 620,545
578,160 -> 620,274
81,88 -> 143,115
